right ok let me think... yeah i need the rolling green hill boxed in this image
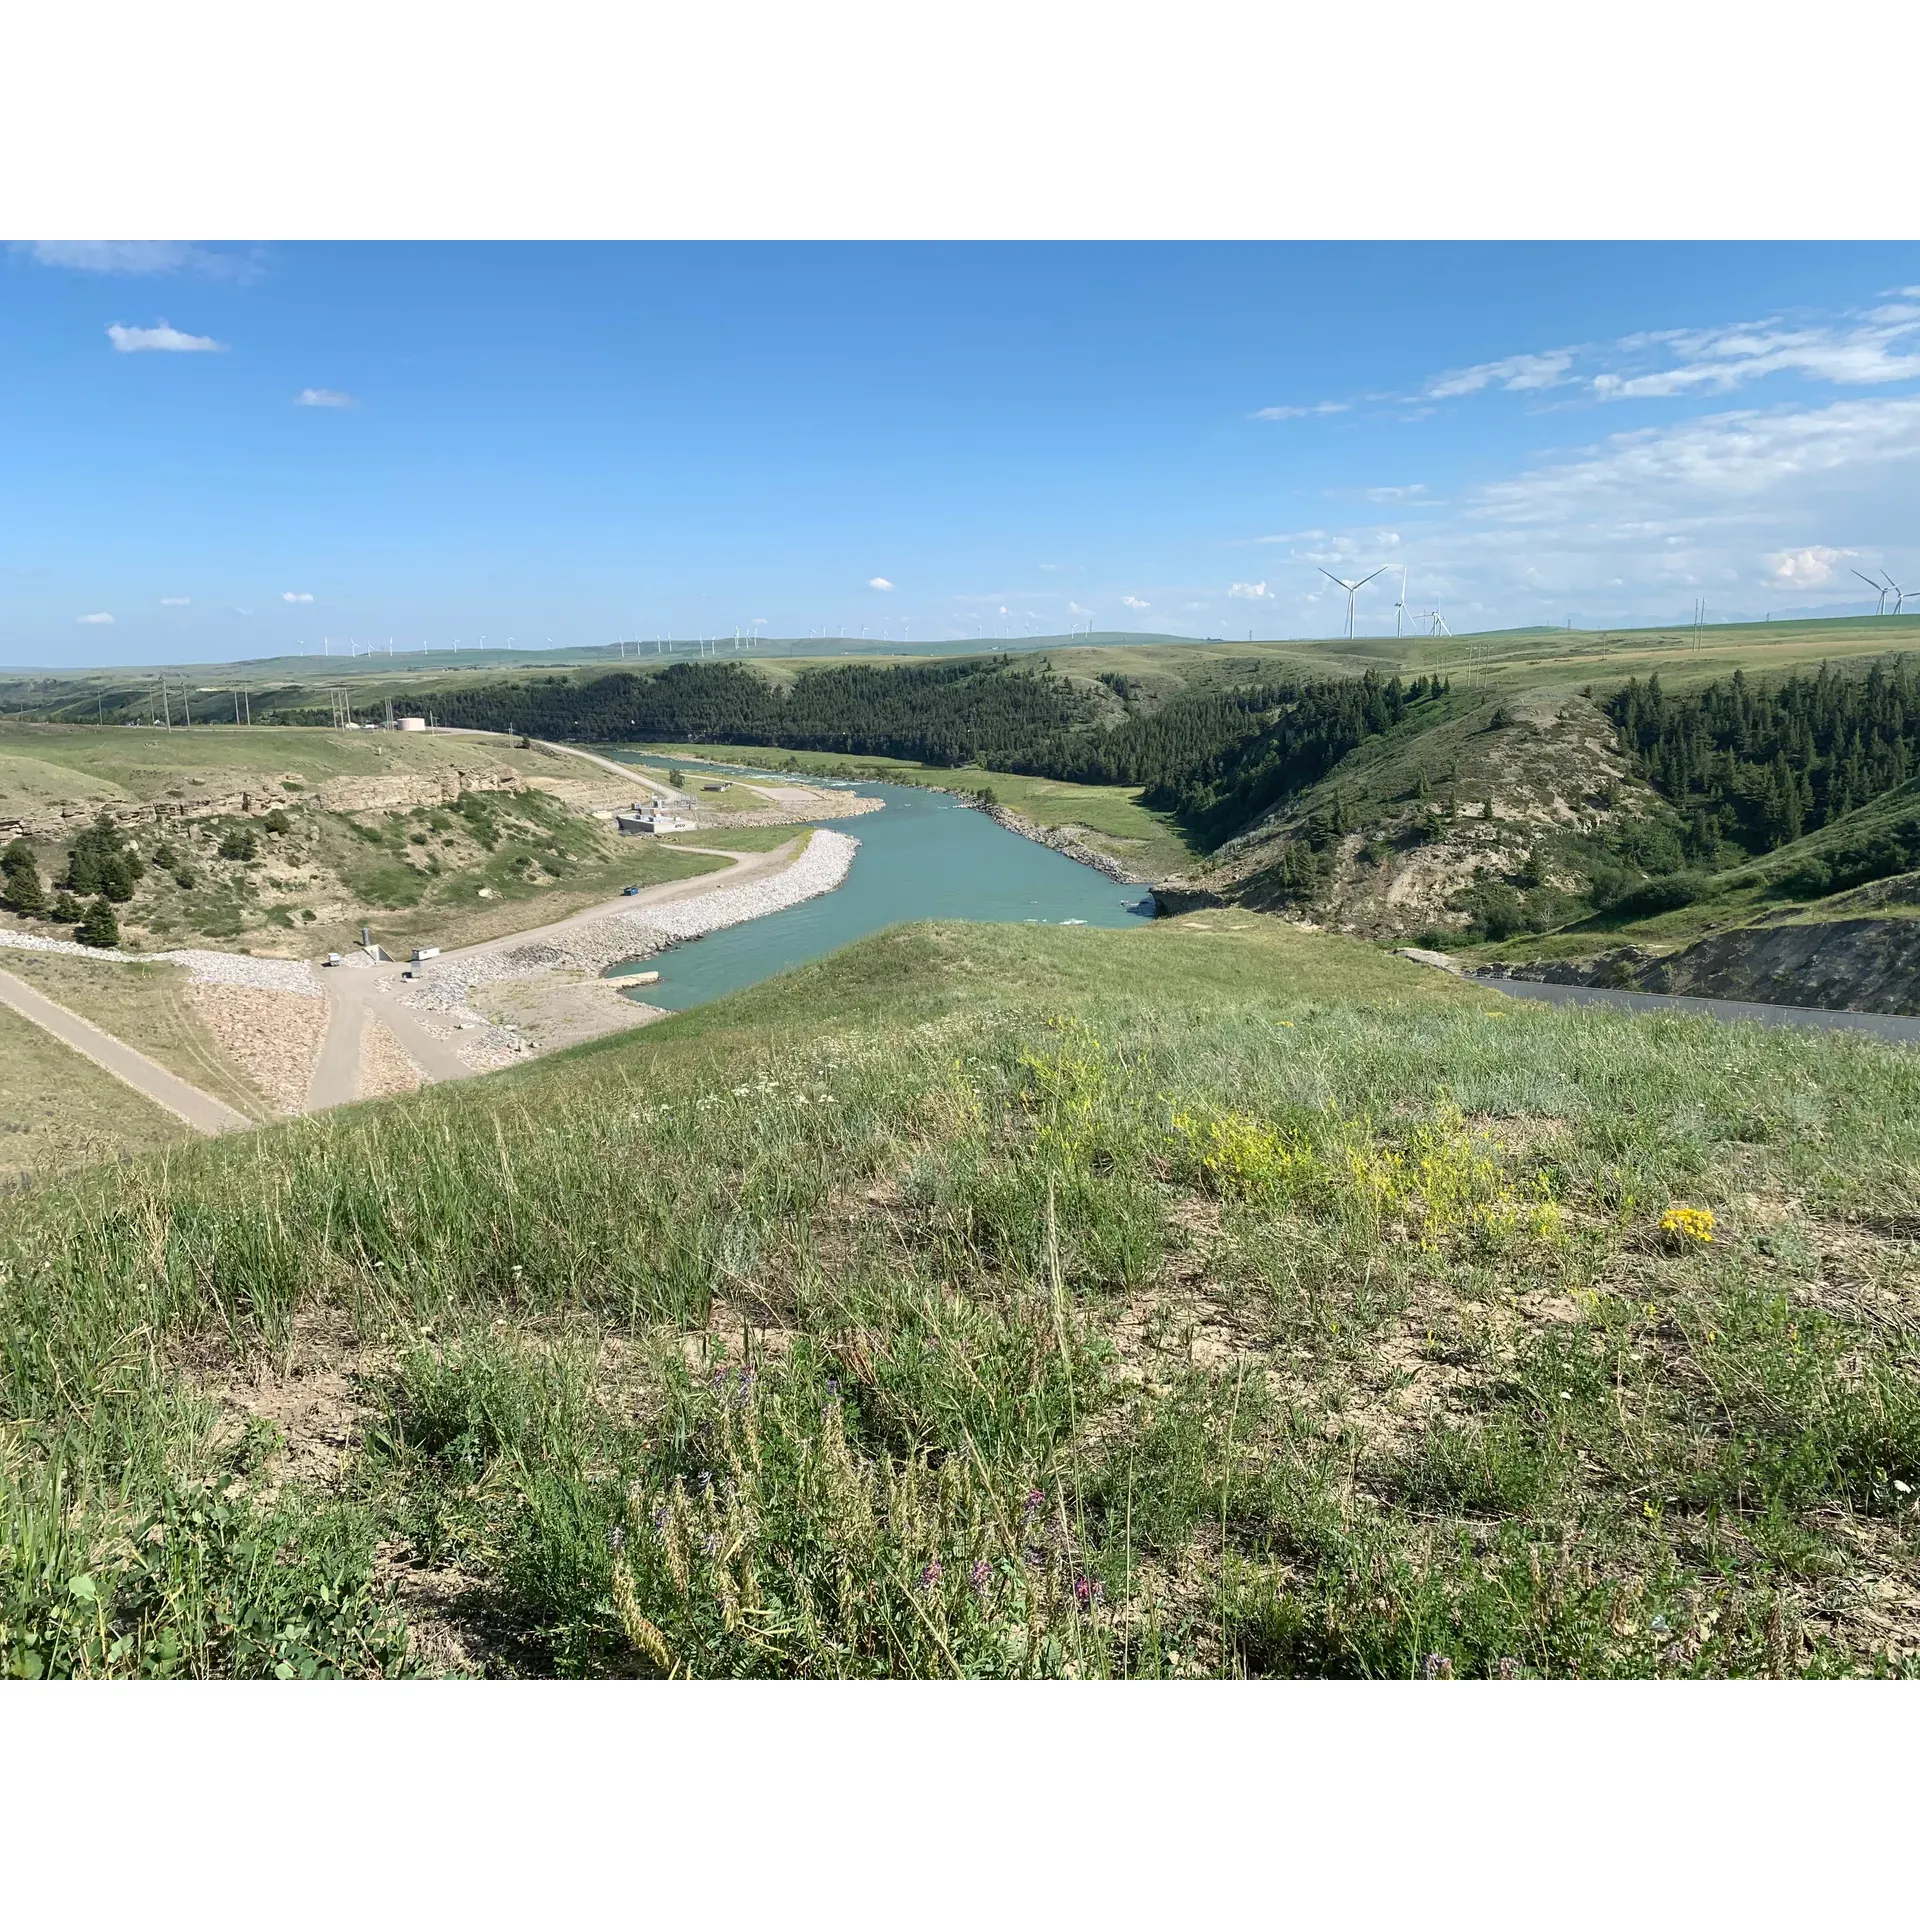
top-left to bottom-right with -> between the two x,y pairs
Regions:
3,912 -> 1916,1678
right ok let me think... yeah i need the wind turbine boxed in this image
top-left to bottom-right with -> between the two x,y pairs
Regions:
1393,566 -> 1409,638
1318,566 -> 1386,640
1854,568 -> 1891,615
1882,569 -> 1906,615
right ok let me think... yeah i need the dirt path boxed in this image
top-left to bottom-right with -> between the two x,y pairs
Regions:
0,966 -> 251,1135
518,736 -> 796,810
309,971 -> 477,1111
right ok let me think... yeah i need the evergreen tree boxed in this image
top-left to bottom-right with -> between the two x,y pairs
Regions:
3,848 -> 46,917
75,897 -> 120,948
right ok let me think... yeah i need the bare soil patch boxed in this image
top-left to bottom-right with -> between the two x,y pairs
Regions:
189,980 -> 328,1114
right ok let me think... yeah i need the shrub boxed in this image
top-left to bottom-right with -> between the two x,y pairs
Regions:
219,827 -> 259,863
1773,857 -> 1833,899
1615,872 -> 1708,917
262,809 -> 292,835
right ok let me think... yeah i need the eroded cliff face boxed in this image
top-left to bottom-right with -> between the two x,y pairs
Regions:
1485,916 -> 1920,1015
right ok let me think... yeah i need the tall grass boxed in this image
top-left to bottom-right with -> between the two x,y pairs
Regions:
3,915 -> 1919,1676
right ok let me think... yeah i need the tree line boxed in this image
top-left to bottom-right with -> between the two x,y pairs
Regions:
1608,658 -> 1920,856
399,658 -> 1091,767
404,656 -> 1450,846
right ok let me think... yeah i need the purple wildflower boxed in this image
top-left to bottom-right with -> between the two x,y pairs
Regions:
1496,1657 -> 1520,1680
608,1524 -> 627,1554
968,1559 -> 991,1595
1023,1488 -> 1046,1523
1073,1577 -> 1092,1610
651,1503 -> 668,1534
918,1558 -> 943,1590
1422,1652 -> 1454,1679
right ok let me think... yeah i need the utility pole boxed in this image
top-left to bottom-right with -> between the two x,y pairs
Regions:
159,678 -> 171,729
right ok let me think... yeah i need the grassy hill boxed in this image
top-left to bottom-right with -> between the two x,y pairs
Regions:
3,912 -> 1916,1678
14,611 -> 1920,961
0,722 -> 740,959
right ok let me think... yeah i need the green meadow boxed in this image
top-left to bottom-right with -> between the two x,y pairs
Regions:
3,911 -> 1916,1677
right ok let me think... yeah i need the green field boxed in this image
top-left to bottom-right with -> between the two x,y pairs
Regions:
4,910 -> 1916,1677
0,995 -> 190,1183
0,717 -> 531,808
0,949 -> 270,1118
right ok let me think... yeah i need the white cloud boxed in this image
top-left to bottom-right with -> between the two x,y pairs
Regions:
107,321 -> 226,354
1426,350 -> 1579,400
282,591 -> 314,603
159,596 -> 191,605
1228,581 -> 1270,599
1767,545 -> 1855,587
18,240 -> 258,280
1472,397 -> 1920,529
295,387 -> 355,408
1592,314 -> 1920,399
867,576 -> 894,591
1121,594 -> 1149,609
1416,303 -> 1920,414
1309,394 -> 1920,627
1365,484 -> 1429,503
1251,401 -> 1348,421
1068,602 -> 1094,618
77,611 -> 114,624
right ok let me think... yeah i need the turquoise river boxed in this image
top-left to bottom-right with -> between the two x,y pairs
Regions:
605,757 -> 1156,1011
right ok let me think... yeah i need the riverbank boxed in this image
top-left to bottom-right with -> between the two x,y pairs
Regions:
616,742 -> 1186,882
962,796 -> 1142,883
402,830 -> 860,1023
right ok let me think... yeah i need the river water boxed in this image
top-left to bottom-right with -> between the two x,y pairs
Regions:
604,758 -> 1155,1011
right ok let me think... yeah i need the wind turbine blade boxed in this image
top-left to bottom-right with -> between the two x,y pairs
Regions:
1318,568 -> 1353,591
1353,568 -> 1387,588
1854,570 -> 1884,590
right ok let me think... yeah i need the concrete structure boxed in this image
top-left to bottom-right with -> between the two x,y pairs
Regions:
395,715 -> 428,732
615,809 -> 698,836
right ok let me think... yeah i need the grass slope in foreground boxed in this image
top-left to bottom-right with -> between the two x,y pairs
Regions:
2,914 -> 1917,1677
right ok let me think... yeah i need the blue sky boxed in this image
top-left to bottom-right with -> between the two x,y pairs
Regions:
5,241 -> 1920,667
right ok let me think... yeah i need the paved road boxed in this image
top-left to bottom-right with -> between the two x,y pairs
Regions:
0,965 -> 252,1134
1479,975 -> 1920,1044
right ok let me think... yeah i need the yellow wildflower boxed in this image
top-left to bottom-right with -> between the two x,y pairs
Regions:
1658,1206 -> 1715,1250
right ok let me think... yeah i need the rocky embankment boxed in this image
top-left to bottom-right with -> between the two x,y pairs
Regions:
404,829 -> 861,1018
965,800 -> 1140,883
1480,916 -> 1920,1016
0,927 -> 318,994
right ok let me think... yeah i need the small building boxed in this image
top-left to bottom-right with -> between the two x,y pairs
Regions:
395,715 -> 428,732
615,809 -> 697,836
